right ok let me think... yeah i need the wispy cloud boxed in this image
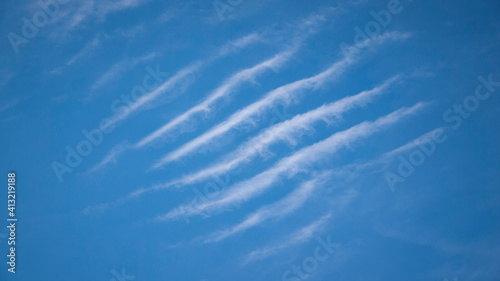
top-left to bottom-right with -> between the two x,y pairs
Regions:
243,212 -> 333,263
135,50 -> 295,148
216,33 -> 261,58
383,127 -> 444,158
87,142 -> 131,173
89,52 -> 158,93
130,74 -> 402,197
0,70 -> 14,87
83,33 -> 262,175
339,127 -> 444,175
66,37 -> 101,66
50,36 -> 101,74
0,99 -> 20,114
89,15 -> 326,173
152,32 -> 410,168
202,173 -> 331,243
104,33 -> 261,128
156,8 -> 180,23
154,102 -> 426,222
66,0 -> 150,29
96,0 -> 149,18
135,15 -> 328,148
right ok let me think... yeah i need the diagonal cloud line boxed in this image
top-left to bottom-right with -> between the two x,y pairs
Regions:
202,171 -> 333,243
125,74 -> 403,198
154,74 -> 403,191
152,31 -> 411,168
50,36 -> 101,74
86,142 -> 131,174
0,99 -> 21,113
154,102 -> 427,222
243,212 -> 334,263
382,127 -> 444,159
90,52 -> 159,92
135,49 -> 296,148
87,15 -> 328,174
66,37 -> 101,66
324,127 -> 445,180
66,0 -> 150,30
134,15 -> 327,148
103,33 -> 261,128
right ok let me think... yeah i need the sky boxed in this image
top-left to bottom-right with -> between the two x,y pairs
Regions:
0,0 -> 500,280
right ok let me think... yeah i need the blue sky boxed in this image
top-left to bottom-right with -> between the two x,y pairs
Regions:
1,0 -> 500,280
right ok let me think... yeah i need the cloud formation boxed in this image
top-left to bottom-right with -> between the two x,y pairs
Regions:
155,102 -> 426,222
152,32 -> 410,168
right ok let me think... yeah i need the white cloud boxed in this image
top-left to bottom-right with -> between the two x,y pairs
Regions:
203,173 -> 331,243
66,0 -> 150,29
90,52 -> 158,93
0,99 -> 20,113
135,16 -> 327,148
87,142 -> 131,173
127,74 -> 402,198
383,127 -> 444,158
135,50 -> 295,148
181,75 -> 401,186
326,127 -> 444,179
243,212 -> 333,263
0,70 -> 14,87
154,102 -> 426,222
152,32 -> 410,168
50,36 -> 101,74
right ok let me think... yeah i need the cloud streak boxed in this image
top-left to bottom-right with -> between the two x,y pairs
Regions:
89,16 -> 327,173
67,0 -> 150,29
324,127 -> 445,180
202,173 -> 331,243
154,102 -> 426,222
135,49 -> 295,148
243,212 -> 333,263
50,36 -> 101,74
152,32 -> 410,168
87,142 -> 130,173
0,99 -> 20,114
104,33 -> 261,128
383,127 -> 444,158
127,74 -> 402,198
90,52 -> 158,92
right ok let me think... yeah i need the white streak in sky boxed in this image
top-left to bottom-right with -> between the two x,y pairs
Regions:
104,33 -> 260,128
243,212 -> 334,263
203,174 -> 330,243
128,75 -> 402,197
152,32 -> 410,168
50,37 -> 101,74
91,52 -> 158,92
